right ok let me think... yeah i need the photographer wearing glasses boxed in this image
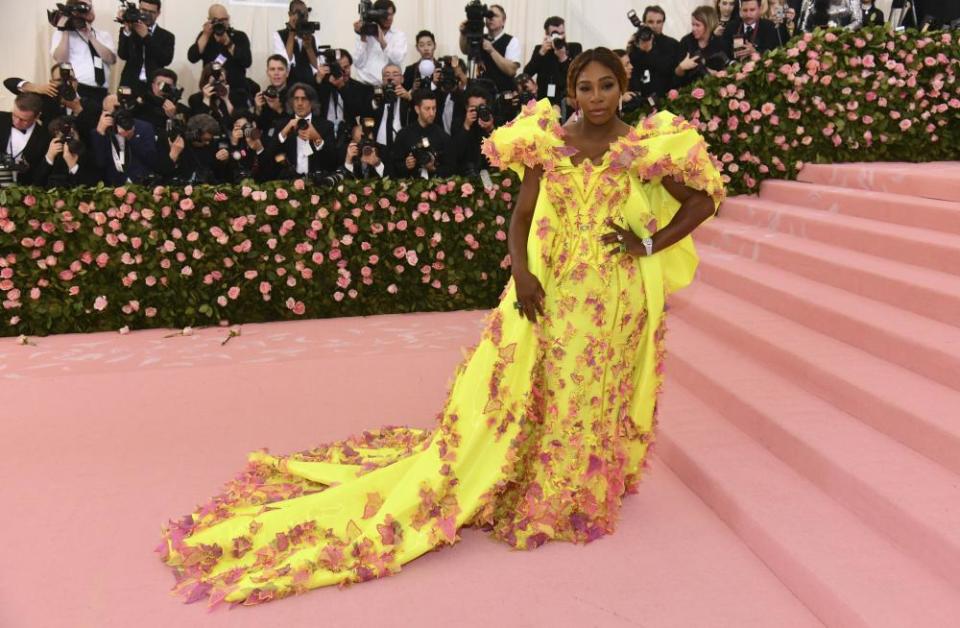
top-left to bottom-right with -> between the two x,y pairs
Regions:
274,0 -> 322,86
392,89 -> 452,179
262,83 -> 337,180
116,0 -> 175,95
49,0 -> 118,102
0,94 -> 50,187
523,16 -> 582,108
89,90 -> 158,185
450,85 -> 496,177
352,0 -> 408,87
137,69 -> 189,135
187,4 -> 253,104
5,64 -> 98,136
35,115 -> 96,188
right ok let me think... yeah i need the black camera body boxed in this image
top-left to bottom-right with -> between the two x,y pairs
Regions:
410,136 -> 437,169
464,1 -> 494,57
374,84 -> 398,108
292,9 -> 321,37
58,114 -> 85,155
209,62 -> 228,99
211,18 -> 230,37
628,10 -> 656,44
476,103 -> 493,123
296,118 -> 311,132
48,2 -> 90,32
115,1 -> 147,25
312,170 -> 346,187
438,57 -> 459,91
358,0 -> 390,37
57,63 -> 78,102
320,47 -> 344,79
158,81 -> 183,103
550,33 -> 567,50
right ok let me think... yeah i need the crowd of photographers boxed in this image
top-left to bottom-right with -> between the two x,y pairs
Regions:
1,0 -> 884,189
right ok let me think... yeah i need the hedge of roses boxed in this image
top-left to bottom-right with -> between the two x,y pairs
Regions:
0,177 -> 515,337
632,27 -> 960,195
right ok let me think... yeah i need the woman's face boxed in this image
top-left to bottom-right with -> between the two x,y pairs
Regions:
691,17 -> 706,40
574,61 -> 621,126
717,0 -> 736,18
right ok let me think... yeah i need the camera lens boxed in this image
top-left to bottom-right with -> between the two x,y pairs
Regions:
297,118 -> 310,131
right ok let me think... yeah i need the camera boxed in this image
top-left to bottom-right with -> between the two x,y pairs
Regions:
263,85 -> 280,100
211,17 -> 230,37
374,84 -> 398,108
57,64 -> 78,102
628,10 -> 656,43
0,154 -> 29,187
296,118 -> 311,132
209,62 -> 228,99
437,57 -> 459,91
410,136 -> 437,169
357,116 -> 378,155
476,103 -> 493,123
320,47 -> 344,79
312,170 -> 346,187
291,6 -> 320,37
464,0 -> 495,57
47,2 -> 91,32
243,122 -> 261,142
550,33 -> 566,50
58,114 -> 84,155
515,74 -> 536,103
704,51 -> 733,72
115,1 -> 147,25
158,81 -> 184,103
358,0 -> 390,37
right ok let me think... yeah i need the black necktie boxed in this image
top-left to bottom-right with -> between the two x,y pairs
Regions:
86,37 -> 106,87
745,25 -> 754,38
386,102 -> 396,147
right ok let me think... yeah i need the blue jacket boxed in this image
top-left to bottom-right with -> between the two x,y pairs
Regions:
89,119 -> 159,185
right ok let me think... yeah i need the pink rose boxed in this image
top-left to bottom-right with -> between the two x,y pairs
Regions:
691,87 -> 706,100
460,182 -> 475,197
228,286 -> 240,300
387,284 -> 398,294
94,295 -> 108,311
276,188 -> 289,200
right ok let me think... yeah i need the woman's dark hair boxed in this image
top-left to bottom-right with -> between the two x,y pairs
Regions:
566,47 -> 628,98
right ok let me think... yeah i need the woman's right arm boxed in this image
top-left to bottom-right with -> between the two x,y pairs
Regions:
508,165 -> 546,322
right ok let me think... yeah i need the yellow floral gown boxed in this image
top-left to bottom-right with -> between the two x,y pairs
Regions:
157,99 -> 725,608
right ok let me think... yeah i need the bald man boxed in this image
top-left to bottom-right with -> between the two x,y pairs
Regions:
187,4 -> 252,101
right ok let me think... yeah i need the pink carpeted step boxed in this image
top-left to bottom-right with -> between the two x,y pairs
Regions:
668,283 -> 960,477
718,196 -> 960,274
694,246 -> 960,392
658,383 -> 960,628
695,219 -> 960,327
797,162 -> 960,203
666,318 -> 960,586
759,180 -> 960,234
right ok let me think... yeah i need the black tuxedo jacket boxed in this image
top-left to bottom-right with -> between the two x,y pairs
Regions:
118,25 -> 176,90
317,79 -> 376,130
264,115 -> 337,178
0,113 -> 51,186
728,19 -> 782,54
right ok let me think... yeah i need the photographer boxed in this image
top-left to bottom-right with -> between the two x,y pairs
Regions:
392,89 -> 452,179
675,6 -> 731,90
342,118 -> 387,180
164,113 -> 230,184
263,83 -> 336,180
34,115 -> 96,188
495,73 -> 537,124
450,85 -> 495,177
187,4 -> 253,103
89,92 -> 158,185
4,63 -> 98,134
727,0 -> 781,61
627,23 -> 676,104
372,64 -> 411,154
636,6 -> 680,58
523,16 -> 582,107
116,0 -> 175,95
316,49 -> 375,139
188,62 -> 235,123
0,94 -> 50,187
352,0 -> 408,87
49,0 -> 118,102
614,50 -> 648,115
403,30 -> 438,92
254,55 -> 292,135
224,111 -> 266,182
137,69 -> 189,133
459,4 -> 523,94
274,0 -> 321,85
434,57 -> 468,136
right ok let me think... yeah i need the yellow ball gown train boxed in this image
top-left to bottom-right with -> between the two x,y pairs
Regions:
157,99 -> 725,607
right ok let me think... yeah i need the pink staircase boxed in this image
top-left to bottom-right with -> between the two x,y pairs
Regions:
658,162 -> 960,627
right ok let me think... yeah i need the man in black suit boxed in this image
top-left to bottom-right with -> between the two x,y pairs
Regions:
254,55 -> 292,136
0,94 -> 51,186
392,90 -> 453,179
34,115 -> 98,188
450,85 -> 496,176
187,4 -> 253,103
263,82 -> 336,180
316,49 -> 375,140
729,0 -> 781,62
135,69 -> 189,136
116,0 -> 175,95
273,0 -> 321,85
372,63 -> 411,163
523,16 -> 583,108
4,64 -> 100,136
860,1 -> 885,26
89,93 -> 158,185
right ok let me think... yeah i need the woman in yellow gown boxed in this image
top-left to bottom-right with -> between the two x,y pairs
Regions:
157,48 -> 725,608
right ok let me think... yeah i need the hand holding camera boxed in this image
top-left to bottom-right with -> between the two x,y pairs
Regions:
46,137 -> 65,163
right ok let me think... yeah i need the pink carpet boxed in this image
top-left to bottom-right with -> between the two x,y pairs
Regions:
2,162 -> 959,627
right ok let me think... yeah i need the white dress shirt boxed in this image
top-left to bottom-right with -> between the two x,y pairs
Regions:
50,28 -> 116,88
353,28 -> 408,86
7,123 -> 35,162
278,113 -> 324,175
375,102 -> 403,146
490,30 -> 523,65
272,31 -> 316,73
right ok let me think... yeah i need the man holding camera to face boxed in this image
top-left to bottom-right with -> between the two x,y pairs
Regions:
372,64 -> 411,156
392,89 -> 452,180
459,4 -> 522,95
0,94 -> 50,187
116,0 -> 175,95
49,0 -> 118,102
254,55 -> 292,135
450,85 -> 496,177
262,83 -> 336,181
274,0 -> 322,86
163,113 -> 232,185
137,68 -> 188,134
316,49 -> 375,141
5,64 -> 98,136
342,117 -> 387,180
352,0 -> 408,87
35,114 -> 96,188
89,91 -> 158,185
187,4 -> 253,104
523,16 -> 582,108
627,22 -> 677,104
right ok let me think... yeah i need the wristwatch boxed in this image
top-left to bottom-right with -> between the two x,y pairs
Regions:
642,237 -> 654,257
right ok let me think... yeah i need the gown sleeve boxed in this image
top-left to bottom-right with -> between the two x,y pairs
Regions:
481,98 -> 566,178
626,110 -> 727,294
